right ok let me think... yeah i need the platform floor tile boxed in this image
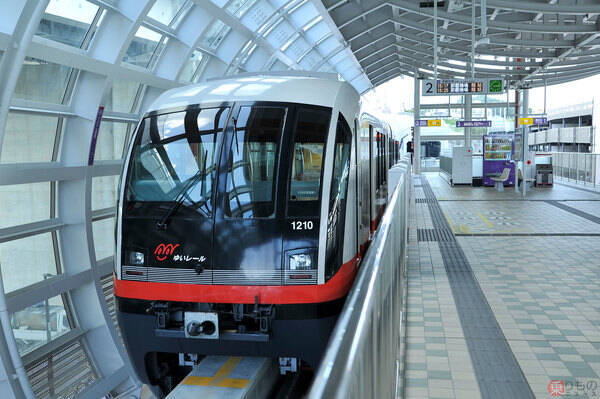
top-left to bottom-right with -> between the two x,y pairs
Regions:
439,200 -> 600,234
403,174 -> 600,399
403,196 -> 482,399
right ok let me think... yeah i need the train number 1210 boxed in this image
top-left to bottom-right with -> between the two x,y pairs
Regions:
291,221 -> 314,230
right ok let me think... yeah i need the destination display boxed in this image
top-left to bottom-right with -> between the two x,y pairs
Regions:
422,78 -> 505,96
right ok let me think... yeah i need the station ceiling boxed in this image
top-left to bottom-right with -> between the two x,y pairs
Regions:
321,0 -> 600,88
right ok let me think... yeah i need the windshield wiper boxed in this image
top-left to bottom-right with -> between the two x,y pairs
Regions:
156,151 -> 209,230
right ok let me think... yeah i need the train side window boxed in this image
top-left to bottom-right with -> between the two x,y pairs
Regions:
287,108 -> 330,217
224,106 -> 286,219
325,114 -> 352,279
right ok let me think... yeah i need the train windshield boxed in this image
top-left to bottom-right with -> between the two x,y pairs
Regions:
224,106 -> 286,218
125,107 -> 229,209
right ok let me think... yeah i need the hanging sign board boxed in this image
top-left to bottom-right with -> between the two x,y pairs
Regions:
456,120 -> 492,127
519,117 -> 533,125
422,78 -> 505,96
415,119 -> 441,127
519,117 -> 547,126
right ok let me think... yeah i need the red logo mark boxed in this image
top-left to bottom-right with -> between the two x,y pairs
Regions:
548,380 -> 565,396
154,243 -> 180,261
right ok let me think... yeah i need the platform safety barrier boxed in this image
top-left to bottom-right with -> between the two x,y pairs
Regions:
552,152 -> 600,187
308,160 -> 411,399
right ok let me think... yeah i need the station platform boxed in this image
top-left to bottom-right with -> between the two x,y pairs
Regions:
403,173 -> 600,399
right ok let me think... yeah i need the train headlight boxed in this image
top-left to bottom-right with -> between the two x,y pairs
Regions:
289,253 -> 313,270
128,251 -> 145,265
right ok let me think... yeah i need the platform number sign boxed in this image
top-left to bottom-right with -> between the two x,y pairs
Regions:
422,78 -> 505,96
424,81 -> 434,95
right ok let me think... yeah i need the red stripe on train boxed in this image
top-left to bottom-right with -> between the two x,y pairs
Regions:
370,205 -> 386,233
114,255 -> 360,305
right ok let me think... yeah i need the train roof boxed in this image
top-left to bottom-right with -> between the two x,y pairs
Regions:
148,74 -> 360,120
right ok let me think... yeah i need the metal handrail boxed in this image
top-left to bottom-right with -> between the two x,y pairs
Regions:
308,161 -> 410,399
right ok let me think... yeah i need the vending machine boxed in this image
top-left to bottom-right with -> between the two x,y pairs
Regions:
483,134 -> 515,186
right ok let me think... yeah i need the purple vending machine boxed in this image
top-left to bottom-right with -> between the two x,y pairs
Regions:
483,134 -> 515,186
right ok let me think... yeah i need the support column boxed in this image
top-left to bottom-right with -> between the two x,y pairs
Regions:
465,94 -> 472,149
414,72 -> 421,174
522,88 -> 530,196
514,89 -> 520,130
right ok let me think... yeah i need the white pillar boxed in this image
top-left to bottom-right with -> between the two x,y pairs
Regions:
414,72 -> 421,174
523,88 -> 530,196
465,94 -> 472,149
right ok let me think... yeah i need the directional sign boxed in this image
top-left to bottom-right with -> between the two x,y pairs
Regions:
415,119 -> 441,127
519,117 -> 534,125
422,78 -> 505,96
519,117 -> 547,126
456,120 -> 492,128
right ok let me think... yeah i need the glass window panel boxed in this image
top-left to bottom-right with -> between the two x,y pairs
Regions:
200,19 -> 231,50
179,50 -> 206,82
317,36 -> 338,56
11,295 -> 72,356
36,0 -> 99,48
148,37 -> 169,71
171,2 -> 193,28
265,20 -> 295,48
284,37 -> 310,61
225,106 -> 285,219
287,108 -> 329,217
105,80 -> 141,113
242,1 -> 274,32
92,176 -> 118,211
305,20 -> 328,43
94,121 -> 129,161
226,0 -> 258,17
0,233 -> 58,293
14,58 -> 71,103
123,26 -> 162,68
93,218 -> 115,260
1,113 -> 58,163
0,183 -> 51,229
147,0 -> 187,26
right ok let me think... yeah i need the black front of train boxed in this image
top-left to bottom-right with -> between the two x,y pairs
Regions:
115,101 -> 353,395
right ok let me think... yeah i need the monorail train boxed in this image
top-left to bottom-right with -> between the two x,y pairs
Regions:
114,74 -> 398,396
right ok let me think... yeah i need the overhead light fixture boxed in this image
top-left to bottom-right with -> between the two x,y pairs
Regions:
475,37 -> 490,47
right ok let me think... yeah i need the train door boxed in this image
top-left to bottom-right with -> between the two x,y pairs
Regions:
212,103 -> 288,285
358,121 -> 370,250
